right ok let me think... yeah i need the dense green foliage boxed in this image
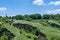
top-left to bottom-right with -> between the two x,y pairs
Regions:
14,20 -> 60,40
0,14 -> 60,20
0,14 -> 60,40
5,14 -> 60,21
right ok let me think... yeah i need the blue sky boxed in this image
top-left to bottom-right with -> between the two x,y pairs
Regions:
0,0 -> 60,16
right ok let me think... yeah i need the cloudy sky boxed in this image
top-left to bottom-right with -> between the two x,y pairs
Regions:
0,0 -> 60,16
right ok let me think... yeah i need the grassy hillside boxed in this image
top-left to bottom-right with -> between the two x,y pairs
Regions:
3,23 -> 30,40
13,20 -> 60,40
0,19 -> 60,40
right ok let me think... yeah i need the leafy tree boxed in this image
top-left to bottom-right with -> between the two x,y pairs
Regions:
23,15 -> 32,21
54,14 -> 60,20
11,16 -> 15,19
15,15 -> 24,20
43,14 -> 50,19
29,14 -> 41,19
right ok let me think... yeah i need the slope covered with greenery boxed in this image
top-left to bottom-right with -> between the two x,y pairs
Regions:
0,14 -> 60,40
13,20 -> 60,40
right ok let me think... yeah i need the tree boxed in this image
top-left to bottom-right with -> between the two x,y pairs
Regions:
11,16 -> 15,19
29,14 -> 41,19
8,16 -> 12,19
54,14 -> 60,20
43,14 -> 50,19
23,15 -> 32,21
15,15 -> 24,20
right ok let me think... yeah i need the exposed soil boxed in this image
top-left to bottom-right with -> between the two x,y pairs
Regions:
47,21 -> 60,28
13,23 -> 47,40
50,23 -> 60,28
13,23 -> 36,32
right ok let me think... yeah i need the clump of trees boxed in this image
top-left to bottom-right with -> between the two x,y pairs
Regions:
43,14 -> 60,20
11,14 -> 60,20
10,14 -> 41,20
0,14 -> 60,21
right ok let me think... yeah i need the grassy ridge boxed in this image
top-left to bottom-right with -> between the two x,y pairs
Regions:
3,23 -> 30,40
48,20 -> 60,25
13,20 -> 60,40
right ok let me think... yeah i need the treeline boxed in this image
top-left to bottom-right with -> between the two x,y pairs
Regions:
0,14 -> 60,20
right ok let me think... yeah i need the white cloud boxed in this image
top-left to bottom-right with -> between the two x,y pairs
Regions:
33,0 -> 60,6
45,9 -> 60,14
49,1 -> 60,5
0,7 -> 7,11
33,0 -> 44,5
